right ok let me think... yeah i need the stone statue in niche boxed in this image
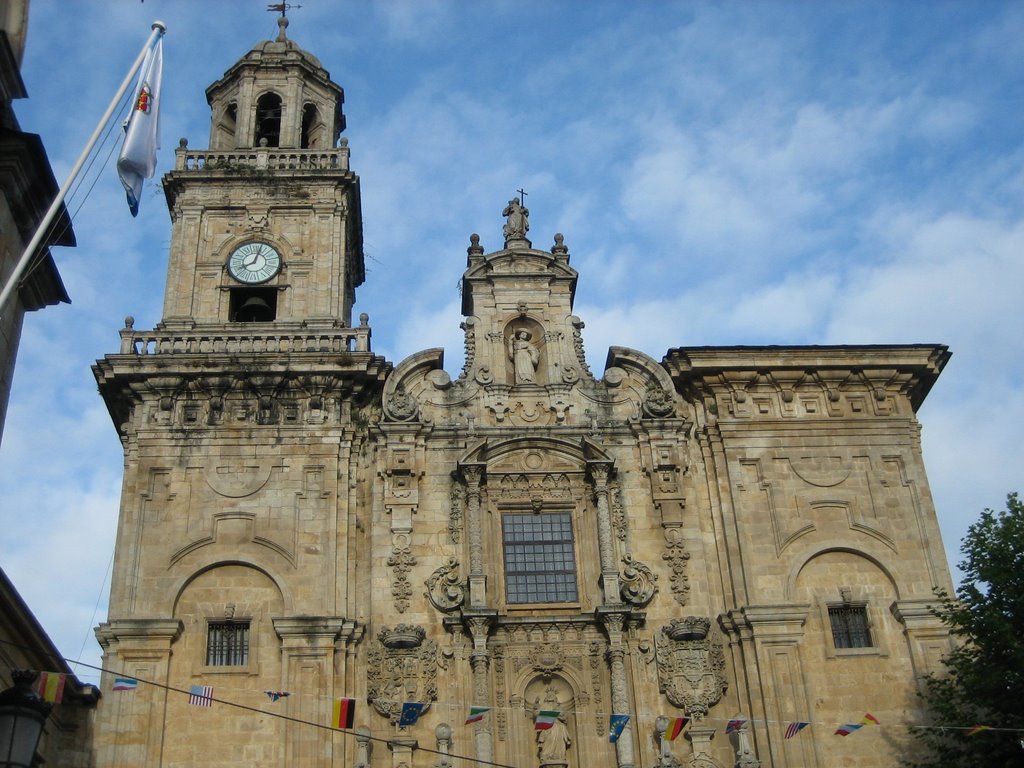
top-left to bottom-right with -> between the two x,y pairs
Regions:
503,197 -> 529,242
537,716 -> 571,767
509,329 -> 540,384
531,686 -> 572,768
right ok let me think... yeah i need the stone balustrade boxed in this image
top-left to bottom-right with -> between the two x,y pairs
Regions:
119,325 -> 370,356
173,144 -> 350,173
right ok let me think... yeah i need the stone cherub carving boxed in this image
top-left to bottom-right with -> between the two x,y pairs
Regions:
503,197 -> 529,242
508,329 -> 540,384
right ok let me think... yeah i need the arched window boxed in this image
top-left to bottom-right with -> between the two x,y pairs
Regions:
300,103 -> 321,149
254,92 -> 282,147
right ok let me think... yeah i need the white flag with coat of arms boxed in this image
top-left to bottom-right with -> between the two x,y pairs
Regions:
117,35 -> 163,216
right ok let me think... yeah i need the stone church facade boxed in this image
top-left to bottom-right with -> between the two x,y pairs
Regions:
91,19 -> 954,768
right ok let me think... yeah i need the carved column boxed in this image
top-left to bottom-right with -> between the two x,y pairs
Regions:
466,615 -> 494,764
462,464 -> 487,607
601,611 -> 636,768
590,462 -> 621,603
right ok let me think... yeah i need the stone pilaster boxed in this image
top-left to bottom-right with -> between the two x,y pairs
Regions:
462,464 -> 487,607
274,616 -> 357,767
724,605 -> 813,768
92,619 -> 182,768
891,599 -> 954,687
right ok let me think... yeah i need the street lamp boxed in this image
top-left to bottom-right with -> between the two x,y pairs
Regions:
0,670 -> 52,768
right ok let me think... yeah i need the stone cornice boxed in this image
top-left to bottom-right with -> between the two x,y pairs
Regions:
722,604 -> 811,639
664,344 -> 949,412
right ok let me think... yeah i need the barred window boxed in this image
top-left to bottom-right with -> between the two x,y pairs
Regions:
828,604 -> 872,649
503,512 -> 578,604
206,621 -> 250,666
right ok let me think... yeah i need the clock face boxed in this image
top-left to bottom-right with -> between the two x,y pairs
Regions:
227,242 -> 282,284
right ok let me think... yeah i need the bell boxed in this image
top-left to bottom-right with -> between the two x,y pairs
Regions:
234,295 -> 274,322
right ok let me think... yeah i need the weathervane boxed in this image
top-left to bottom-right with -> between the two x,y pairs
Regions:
267,2 -> 302,17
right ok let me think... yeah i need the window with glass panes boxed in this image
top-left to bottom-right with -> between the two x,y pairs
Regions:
206,620 -> 250,666
827,604 -> 872,649
502,511 -> 578,604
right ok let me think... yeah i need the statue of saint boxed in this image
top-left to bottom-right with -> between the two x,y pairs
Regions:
537,715 -> 571,767
508,329 -> 539,384
502,198 -> 529,242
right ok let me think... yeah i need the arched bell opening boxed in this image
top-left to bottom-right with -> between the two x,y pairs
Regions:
255,92 -> 282,147
212,102 -> 238,149
300,103 -> 323,149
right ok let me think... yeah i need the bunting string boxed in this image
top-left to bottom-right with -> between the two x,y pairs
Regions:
2,635 -> 1022,758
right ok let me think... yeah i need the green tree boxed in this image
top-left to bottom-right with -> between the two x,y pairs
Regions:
911,493 -> 1024,767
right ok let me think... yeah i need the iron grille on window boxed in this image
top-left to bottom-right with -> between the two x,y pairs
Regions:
206,621 -> 250,666
502,512 -> 579,604
828,604 -> 872,649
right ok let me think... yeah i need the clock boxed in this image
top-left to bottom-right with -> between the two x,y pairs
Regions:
227,241 -> 282,284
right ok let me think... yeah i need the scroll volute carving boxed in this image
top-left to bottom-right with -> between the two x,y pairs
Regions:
425,557 -> 466,612
619,555 -> 658,607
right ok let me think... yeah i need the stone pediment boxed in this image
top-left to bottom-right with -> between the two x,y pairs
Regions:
461,248 -> 577,281
381,340 -> 686,428
458,435 -> 613,473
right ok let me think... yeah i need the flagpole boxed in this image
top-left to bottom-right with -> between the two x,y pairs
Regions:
0,20 -> 167,318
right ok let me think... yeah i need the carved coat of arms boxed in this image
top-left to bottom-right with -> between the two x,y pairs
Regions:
367,625 -> 438,723
654,617 -> 727,718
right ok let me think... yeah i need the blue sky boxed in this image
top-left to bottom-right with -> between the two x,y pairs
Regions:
1,0 -> 1022,685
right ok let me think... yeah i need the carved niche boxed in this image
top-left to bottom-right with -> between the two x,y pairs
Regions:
654,617 -> 727,719
367,625 -> 438,724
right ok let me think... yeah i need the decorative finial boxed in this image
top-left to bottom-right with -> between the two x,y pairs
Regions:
551,233 -> 568,256
467,233 -> 483,256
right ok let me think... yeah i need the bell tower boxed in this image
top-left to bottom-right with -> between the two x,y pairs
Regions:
92,19 -> 385,767
160,14 -> 363,327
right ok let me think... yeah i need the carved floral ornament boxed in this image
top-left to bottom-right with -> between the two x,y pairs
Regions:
367,624 -> 438,724
642,385 -> 676,418
654,617 -> 727,719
